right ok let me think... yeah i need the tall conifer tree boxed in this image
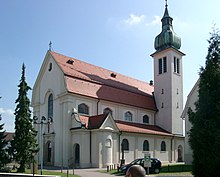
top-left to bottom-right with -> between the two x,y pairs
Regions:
0,119 -> 10,169
188,30 -> 220,177
11,64 -> 38,172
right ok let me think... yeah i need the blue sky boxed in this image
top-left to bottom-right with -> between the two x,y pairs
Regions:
0,0 -> 219,132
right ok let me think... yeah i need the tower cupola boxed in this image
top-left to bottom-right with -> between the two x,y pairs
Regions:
154,2 -> 181,51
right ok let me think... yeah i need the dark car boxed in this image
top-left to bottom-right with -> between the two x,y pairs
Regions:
119,158 -> 161,174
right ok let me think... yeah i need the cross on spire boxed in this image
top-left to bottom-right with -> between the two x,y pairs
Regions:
49,41 -> 52,51
165,0 -> 168,8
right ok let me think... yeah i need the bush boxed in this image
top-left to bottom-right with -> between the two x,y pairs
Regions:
0,166 -> 12,173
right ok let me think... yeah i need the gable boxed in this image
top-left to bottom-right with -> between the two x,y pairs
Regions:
31,51 -> 67,106
100,114 -> 119,131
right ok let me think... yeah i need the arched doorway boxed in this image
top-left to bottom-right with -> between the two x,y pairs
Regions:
177,145 -> 183,162
44,141 -> 53,165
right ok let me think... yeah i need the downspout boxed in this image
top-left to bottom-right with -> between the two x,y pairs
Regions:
89,98 -> 100,167
171,136 -> 174,162
90,130 -> 92,166
97,99 -> 100,115
118,131 -> 122,165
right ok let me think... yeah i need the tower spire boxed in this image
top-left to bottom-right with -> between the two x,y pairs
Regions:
154,2 -> 181,51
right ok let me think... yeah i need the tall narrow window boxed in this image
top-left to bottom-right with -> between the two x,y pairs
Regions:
125,111 -> 132,121
163,57 -> 167,73
143,115 -> 149,124
174,57 -> 177,72
177,58 -> 180,74
143,140 -> 149,151
161,141 -> 166,151
174,57 -> 180,74
159,57 -> 167,74
78,103 -> 89,115
48,94 -> 53,133
159,59 -> 162,74
48,94 -> 53,118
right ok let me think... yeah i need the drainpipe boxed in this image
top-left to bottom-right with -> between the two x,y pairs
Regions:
171,136 -> 174,162
90,130 -> 92,166
118,131 -> 122,165
97,99 -> 100,115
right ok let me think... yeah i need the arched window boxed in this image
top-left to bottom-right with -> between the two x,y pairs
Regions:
143,115 -> 149,124
48,94 -> 53,133
78,103 -> 89,115
122,139 -> 129,151
143,140 -> 149,151
161,141 -> 166,151
103,107 -> 112,116
48,94 -> 53,119
125,111 -> 132,121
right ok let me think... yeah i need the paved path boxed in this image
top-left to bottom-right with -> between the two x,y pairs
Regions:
72,168 -> 193,177
48,167 -> 193,177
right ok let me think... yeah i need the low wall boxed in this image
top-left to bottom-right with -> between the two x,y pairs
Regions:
0,173 -> 60,177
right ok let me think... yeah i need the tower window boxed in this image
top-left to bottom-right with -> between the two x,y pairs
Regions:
174,57 -> 180,74
163,57 -> 167,73
158,57 -> 167,74
159,59 -> 162,74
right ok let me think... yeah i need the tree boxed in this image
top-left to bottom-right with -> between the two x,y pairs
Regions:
0,120 -> 10,170
188,30 -> 220,177
11,64 -> 38,172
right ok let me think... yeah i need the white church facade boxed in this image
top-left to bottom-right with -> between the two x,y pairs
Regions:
31,4 -> 185,168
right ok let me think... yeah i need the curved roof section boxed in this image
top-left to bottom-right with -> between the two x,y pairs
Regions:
50,51 -> 156,110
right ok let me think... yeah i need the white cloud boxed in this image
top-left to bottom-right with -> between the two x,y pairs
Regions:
146,15 -> 161,26
0,108 -> 14,116
124,14 -> 146,25
123,14 -> 161,27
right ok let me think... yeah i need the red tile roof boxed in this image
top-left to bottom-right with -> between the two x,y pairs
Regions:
115,120 -> 172,136
50,51 -> 156,110
79,114 -> 172,136
88,114 -> 108,129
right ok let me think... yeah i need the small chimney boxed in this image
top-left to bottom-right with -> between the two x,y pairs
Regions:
149,80 -> 153,86
67,59 -> 74,65
111,73 -> 116,78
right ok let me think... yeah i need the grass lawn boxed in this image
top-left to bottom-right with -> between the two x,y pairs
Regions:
10,169 -> 80,177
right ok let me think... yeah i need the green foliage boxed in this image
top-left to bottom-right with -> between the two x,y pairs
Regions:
11,64 -> 38,173
0,122 -> 10,169
188,30 -> 220,177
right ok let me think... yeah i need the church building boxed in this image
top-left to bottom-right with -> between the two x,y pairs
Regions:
31,3 -> 185,169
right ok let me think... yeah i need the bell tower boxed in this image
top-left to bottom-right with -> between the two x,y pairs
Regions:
151,1 -> 185,135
